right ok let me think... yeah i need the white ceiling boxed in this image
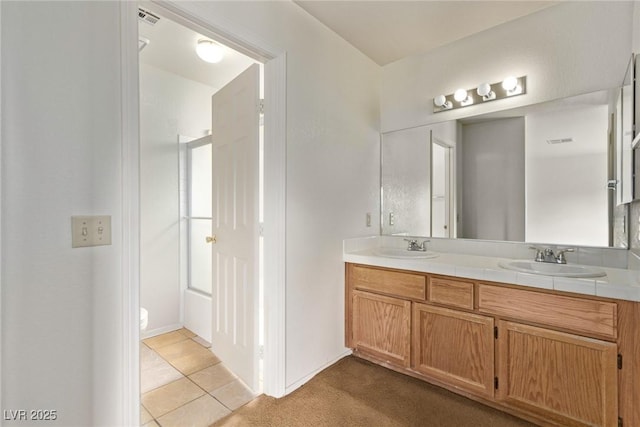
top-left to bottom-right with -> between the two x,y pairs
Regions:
294,1 -> 559,65
139,2 -> 560,85
138,8 -> 257,90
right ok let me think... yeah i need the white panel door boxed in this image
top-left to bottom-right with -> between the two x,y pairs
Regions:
211,64 -> 260,392
431,137 -> 452,238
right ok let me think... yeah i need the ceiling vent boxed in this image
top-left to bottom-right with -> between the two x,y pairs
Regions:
138,8 -> 160,26
546,138 -> 573,145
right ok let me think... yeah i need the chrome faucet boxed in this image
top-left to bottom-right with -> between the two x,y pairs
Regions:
529,246 -> 575,264
404,239 -> 430,252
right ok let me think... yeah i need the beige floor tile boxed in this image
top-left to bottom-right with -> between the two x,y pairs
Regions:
156,339 -> 220,375
140,344 -> 184,393
191,335 -> 211,348
179,328 -> 197,338
156,394 -> 231,427
140,404 -> 153,424
210,379 -> 257,410
142,421 -> 159,427
142,377 -> 205,418
143,330 -> 189,350
189,363 -> 236,393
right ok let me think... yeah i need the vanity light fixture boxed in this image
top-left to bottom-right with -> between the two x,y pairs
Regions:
196,39 -> 224,63
454,88 -> 467,102
502,76 -> 523,95
454,88 -> 473,106
433,75 -> 526,113
476,83 -> 496,101
433,94 -> 452,110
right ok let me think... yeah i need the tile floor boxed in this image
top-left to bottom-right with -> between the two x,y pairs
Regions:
141,328 -> 256,427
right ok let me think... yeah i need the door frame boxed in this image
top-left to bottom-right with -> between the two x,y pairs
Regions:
430,135 -> 454,238
120,1 -> 287,424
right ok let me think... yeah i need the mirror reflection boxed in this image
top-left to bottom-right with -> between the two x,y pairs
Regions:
381,88 -> 630,248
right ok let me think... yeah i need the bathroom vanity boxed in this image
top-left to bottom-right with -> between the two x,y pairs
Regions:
344,239 -> 640,427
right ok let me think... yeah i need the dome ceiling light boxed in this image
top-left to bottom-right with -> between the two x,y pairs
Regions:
196,39 -> 225,64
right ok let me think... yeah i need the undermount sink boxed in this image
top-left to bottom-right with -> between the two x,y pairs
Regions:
498,260 -> 606,278
373,247 -> 439,259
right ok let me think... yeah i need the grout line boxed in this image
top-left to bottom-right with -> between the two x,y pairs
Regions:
141,330 -> 250,425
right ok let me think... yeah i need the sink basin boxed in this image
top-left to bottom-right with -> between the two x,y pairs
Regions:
498,260 -> 606,278
373,247 -> 439,259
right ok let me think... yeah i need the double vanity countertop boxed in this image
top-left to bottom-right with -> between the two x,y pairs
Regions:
343,237 -> 640,302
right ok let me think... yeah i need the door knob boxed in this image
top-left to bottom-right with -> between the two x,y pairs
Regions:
206,235 -> 217,244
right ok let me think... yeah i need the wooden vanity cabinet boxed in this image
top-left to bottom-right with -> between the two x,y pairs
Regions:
345,263 -> 639,427
352,290 -> 411,367
346,265 -> 424,367
496,320 -> 618,427
412,303 -> 495,397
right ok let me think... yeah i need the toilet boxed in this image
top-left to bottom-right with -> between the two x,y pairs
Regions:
140,307 -> 148,331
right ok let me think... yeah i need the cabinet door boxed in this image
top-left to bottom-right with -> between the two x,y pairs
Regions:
412,303 -> 495,397
497,320 -> 618,427
352,290 -> 411,367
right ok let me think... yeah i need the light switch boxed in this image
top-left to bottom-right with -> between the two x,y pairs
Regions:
71,216 -> 112,248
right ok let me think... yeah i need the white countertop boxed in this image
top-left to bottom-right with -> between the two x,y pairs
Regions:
344,246 -> 640,302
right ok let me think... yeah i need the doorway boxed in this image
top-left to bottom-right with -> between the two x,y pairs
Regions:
119,1 -> 287,424
430,136 -> 453,238
137,4 -> 269,423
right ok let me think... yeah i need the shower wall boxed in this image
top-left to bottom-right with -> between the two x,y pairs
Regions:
140,62 -> 216,335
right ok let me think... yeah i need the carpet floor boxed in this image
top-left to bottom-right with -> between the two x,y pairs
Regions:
212,356 -> 536,427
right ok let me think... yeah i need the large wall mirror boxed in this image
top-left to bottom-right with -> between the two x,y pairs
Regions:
381,70 -> 636,248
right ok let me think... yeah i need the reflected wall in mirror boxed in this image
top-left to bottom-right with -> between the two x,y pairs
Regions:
382,121 -> 456,238
618,54 -> 635,204
381,89 -> 630,248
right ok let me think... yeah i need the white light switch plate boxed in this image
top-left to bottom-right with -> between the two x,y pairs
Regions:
71,216 -> 112,248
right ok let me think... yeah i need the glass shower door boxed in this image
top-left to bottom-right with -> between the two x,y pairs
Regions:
186,139 -> 213,295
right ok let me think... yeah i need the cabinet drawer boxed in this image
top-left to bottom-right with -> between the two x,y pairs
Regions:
428,276 -> 474,310
351,265 -> 426,300
478,284 -> 617,339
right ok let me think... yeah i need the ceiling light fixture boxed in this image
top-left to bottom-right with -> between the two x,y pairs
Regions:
433,75 -> 526,113
196,39 -> 224,63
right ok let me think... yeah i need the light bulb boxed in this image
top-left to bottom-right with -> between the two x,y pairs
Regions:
502,76 -> 518,92
454,88 -> 468,102
477,83 -> 496,101
196,39 -> 224,63
477,83 -> 491,97
434,95 -> 452,110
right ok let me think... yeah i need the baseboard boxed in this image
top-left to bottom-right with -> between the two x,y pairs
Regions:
284,349 -> 353,395
140,323 -> 183,340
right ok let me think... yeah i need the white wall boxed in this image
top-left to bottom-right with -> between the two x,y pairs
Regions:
170,1 -> 381,391
1,2 -> 125,425
140,63 -> 216,334
526,105 -> 609,246
0,2 -> 380,421
381,1 -> 633,133
382,126 -> 431,236
460,118 -> 525,241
